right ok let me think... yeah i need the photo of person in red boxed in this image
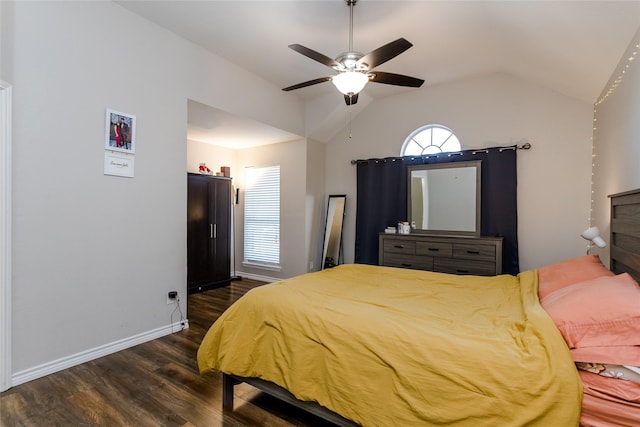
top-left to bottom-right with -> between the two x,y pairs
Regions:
106,110 -> 135,153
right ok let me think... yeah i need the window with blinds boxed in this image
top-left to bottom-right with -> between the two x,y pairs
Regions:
243,165 -> 280,266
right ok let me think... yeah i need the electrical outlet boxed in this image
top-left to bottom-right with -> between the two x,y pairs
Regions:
309,261 -> 314,270
167,291 -> 178,305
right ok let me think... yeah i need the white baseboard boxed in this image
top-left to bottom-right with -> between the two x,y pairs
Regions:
233,270 -> 279,283
11,320 -> 189,387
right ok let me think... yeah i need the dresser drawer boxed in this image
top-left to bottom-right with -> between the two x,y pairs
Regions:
383,239 -> 416,255
383,253 -> 433,270
416,241 -> 453,257
453,243 -> 496,261
434,258 -> 496,276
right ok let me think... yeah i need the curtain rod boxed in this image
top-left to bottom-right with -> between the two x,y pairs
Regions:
350,141 -> 531,165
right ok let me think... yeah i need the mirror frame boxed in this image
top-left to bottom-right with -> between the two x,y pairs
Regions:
407,160 -> 481,236
321,195 -> 346,269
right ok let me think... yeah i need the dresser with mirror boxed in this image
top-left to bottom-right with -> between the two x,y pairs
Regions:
378,160 -> 503,276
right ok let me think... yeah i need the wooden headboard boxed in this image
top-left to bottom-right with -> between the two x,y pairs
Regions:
609,189 -> 640,283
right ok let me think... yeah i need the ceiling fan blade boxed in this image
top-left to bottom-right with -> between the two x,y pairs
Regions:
282,76 -> 332,92
344,93 -> 359,106
369,71 -> 424,88
357,38 -> 413,69
288,44 -> 341,68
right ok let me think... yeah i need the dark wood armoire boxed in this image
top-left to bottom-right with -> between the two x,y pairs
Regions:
187,173 -> 232,293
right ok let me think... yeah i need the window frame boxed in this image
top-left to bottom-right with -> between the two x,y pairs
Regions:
401,124 -> 461,156
242,165 -> 281,270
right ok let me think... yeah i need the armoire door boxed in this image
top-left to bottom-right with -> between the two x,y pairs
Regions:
210,178 -> 231,284
187,175 -> 213,289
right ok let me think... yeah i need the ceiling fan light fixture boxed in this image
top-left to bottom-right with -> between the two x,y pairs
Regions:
332,71 -> 369,95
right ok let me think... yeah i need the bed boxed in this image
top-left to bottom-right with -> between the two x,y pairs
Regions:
197,188 -> 640,426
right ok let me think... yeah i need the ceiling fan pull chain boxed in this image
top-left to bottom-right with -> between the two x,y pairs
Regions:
348,102 -> 353,140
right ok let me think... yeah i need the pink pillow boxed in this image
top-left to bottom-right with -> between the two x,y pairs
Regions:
537,254 -> 614,299
541,273 -> 640,349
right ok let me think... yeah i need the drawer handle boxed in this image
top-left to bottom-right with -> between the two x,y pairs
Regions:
456,269 -> 470,273
427,248 -> 440,251
394,245 -> 405,249
401,263 -> 412,267
466,250 -> 480,255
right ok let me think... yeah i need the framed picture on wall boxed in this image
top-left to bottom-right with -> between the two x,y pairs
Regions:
105,109 -> 136,154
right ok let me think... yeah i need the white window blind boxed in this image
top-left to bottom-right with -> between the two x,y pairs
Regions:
244,165 -> 280,266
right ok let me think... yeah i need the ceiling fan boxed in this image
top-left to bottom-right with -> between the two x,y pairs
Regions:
282,0 -> 424,105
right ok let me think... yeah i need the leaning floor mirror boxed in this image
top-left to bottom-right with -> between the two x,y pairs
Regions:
322,195 -> 346,269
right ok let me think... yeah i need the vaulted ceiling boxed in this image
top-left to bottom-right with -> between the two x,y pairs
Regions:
116,0 -> 640,147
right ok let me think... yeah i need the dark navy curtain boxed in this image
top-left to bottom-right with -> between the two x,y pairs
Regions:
354,158 -> 407,265
354,146 -> 520,275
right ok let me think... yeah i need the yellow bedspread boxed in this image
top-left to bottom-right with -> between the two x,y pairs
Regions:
198,264 -> 582,426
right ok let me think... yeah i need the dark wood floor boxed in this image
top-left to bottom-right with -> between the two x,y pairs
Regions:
0,279 -> 339,427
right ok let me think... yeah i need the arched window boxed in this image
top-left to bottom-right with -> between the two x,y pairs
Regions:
401,124 -> 461,156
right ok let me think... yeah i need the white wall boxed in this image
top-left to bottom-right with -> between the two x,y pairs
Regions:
592,28 -> 640,266
187,139 -> 237,177
306,140 -> 327,271
234,139 -> 310,280
2,1 -> 303,382
324,73 -> 594,271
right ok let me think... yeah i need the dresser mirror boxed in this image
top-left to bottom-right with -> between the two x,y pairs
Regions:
408,161 -> 481,236
322,195 -> 346,269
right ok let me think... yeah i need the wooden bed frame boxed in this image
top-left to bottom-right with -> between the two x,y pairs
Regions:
221,188 -> 640,426
222,374 -> 359,426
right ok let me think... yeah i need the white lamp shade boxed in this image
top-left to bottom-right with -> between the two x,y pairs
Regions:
332,71 -> 369,95
581,226 -> 607,248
